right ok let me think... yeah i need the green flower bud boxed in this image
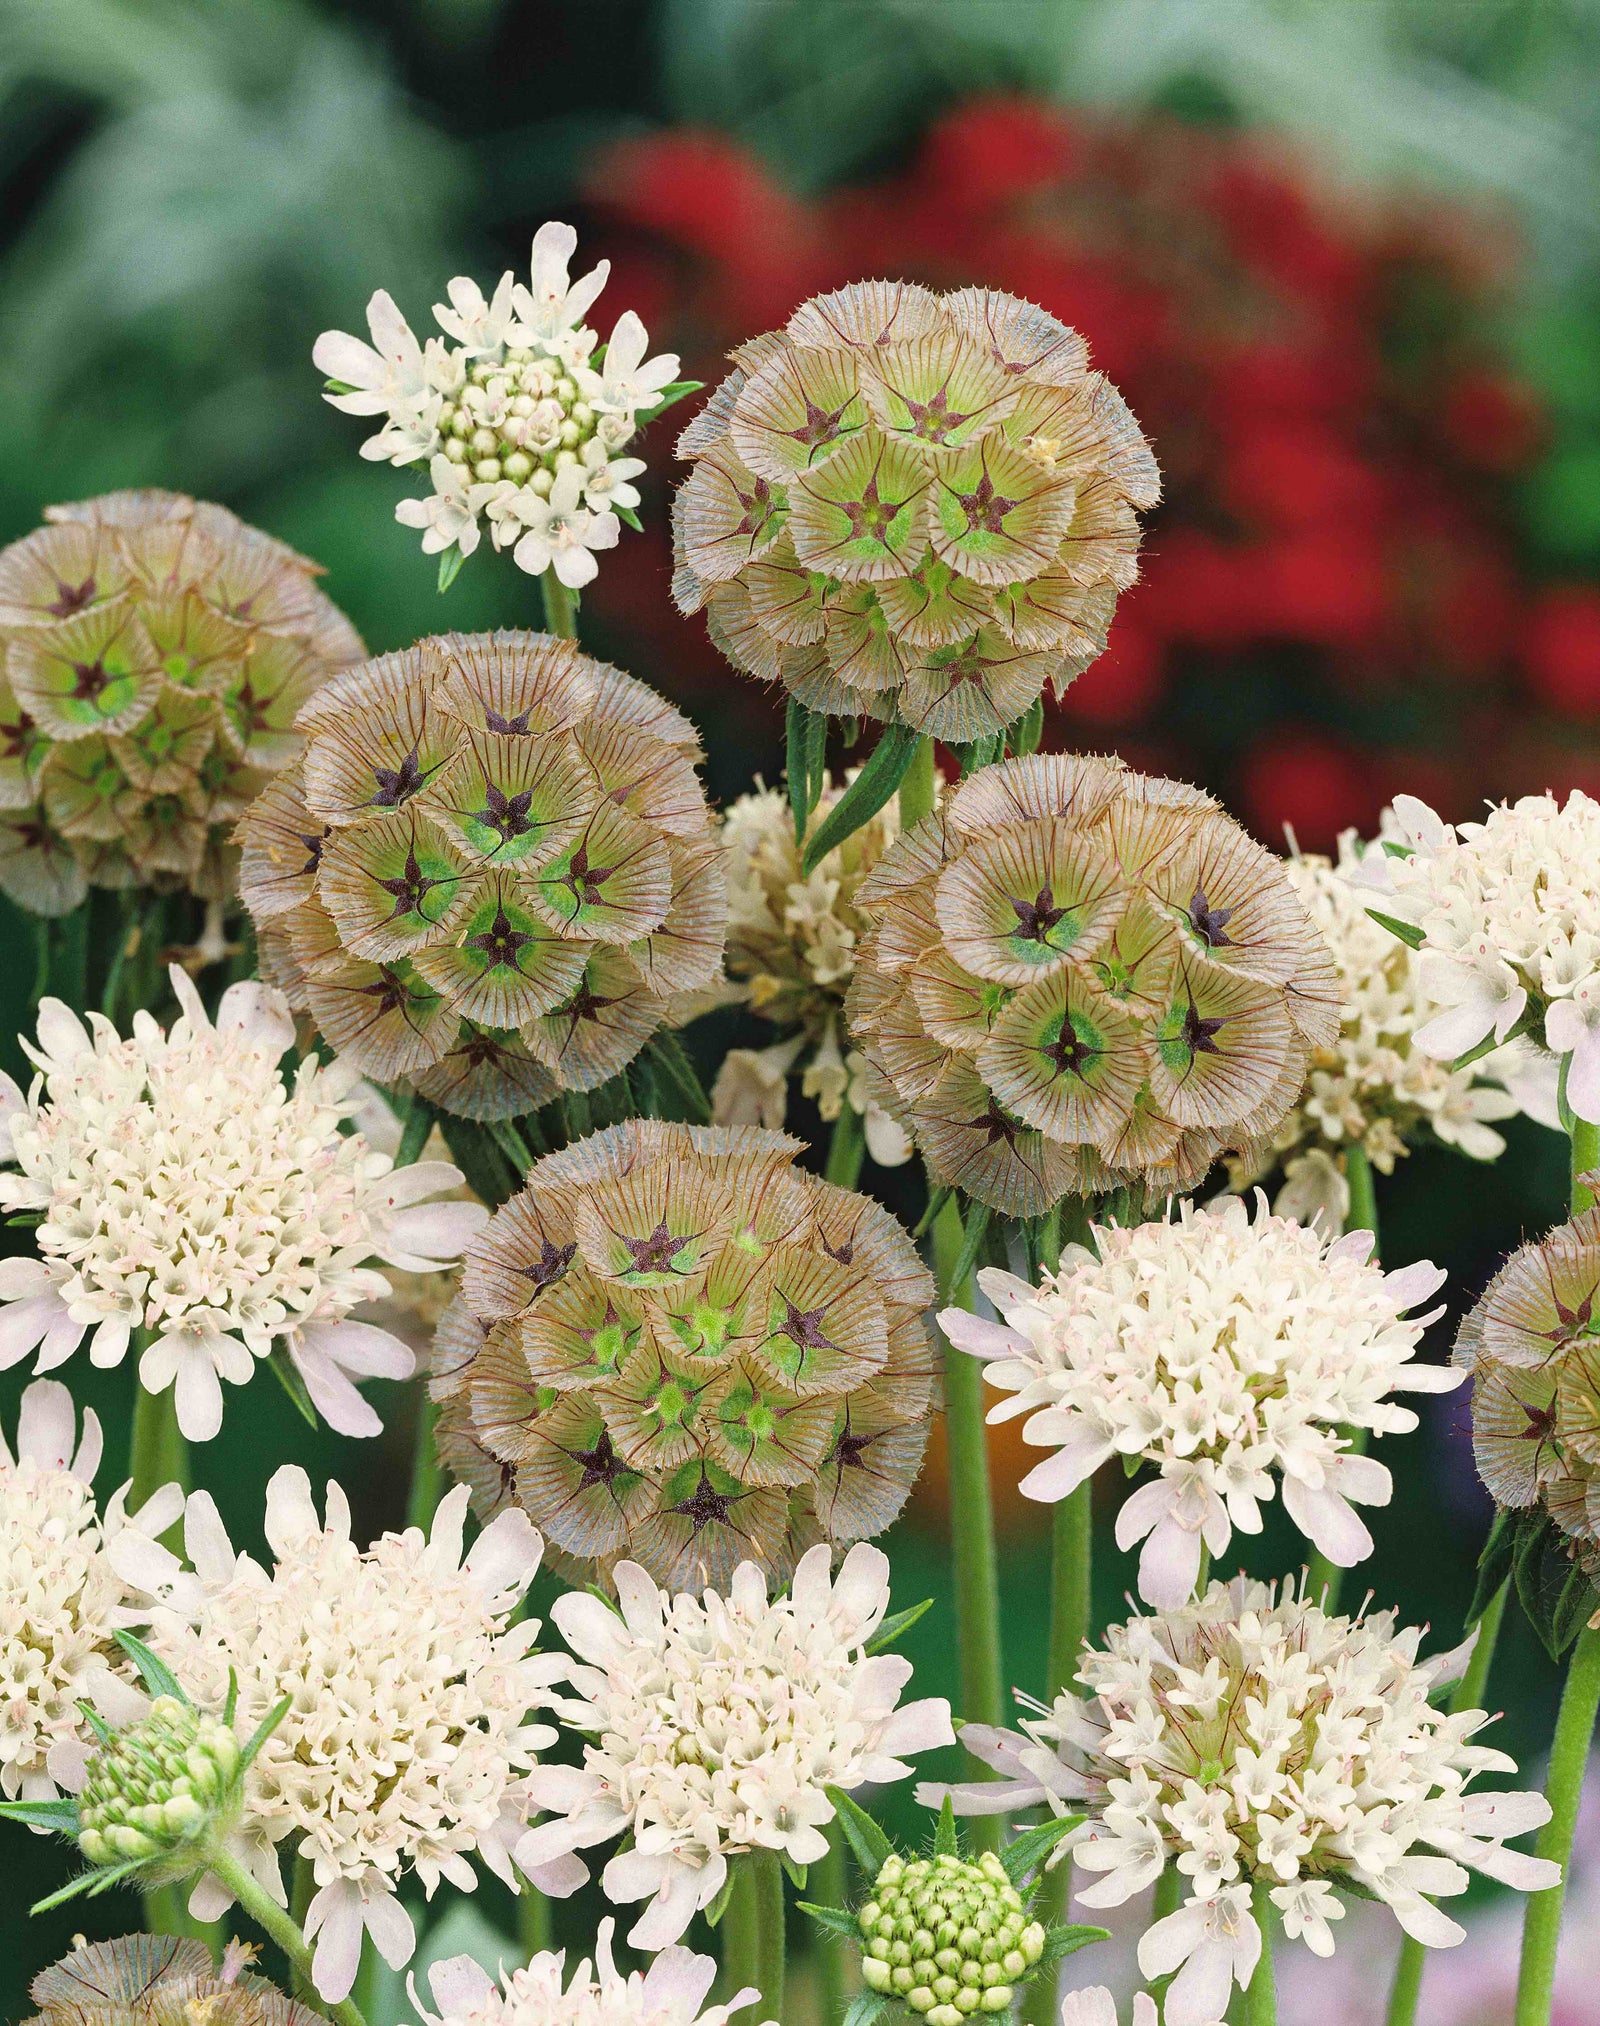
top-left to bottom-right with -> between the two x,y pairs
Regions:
77,1697 -> 242,1883
858,1848 -> 1037,2020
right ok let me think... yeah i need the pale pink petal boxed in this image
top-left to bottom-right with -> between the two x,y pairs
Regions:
428,1958 -> 497,2015
183,1490 -> 238,1586
1017,1429 -> 1115,1503
1139,1516 -> 1204,1609
35,998 -> 92,1064
306,1879 -> 365,2003
0,1257 -> 53,1299
1283,1476 -> 1374,1568
0,1293 -> 67,1369
89,1316 -> 132,1369
625,1863 -> 701,1950
215,980 -> 296,1057
264,1465 -> 320,1556
362,1886 -> 416,1969
17,1378 -> 78,1471
871,1697 -> 956,1757
32,1311 -> 88,1373
464,1506 -> 543,1600
171,1348 -> 225,1442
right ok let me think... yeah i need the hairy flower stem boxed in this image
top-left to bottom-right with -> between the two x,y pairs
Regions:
207,1846 -> 368,2026
518,1880 -> 554,1960
723,1852 -> 785,2019
812,1832 -> 850,2022
1570,1112 -> 1599,1213
898,733 -> 937,830
541,568 -> 578,642
128,1353 -> 187,1523
934,1193 -> 1004,1855
1385,1580 -> 1509,2026
1307,1145 -> 1379,1613
1514,1624 -> 1600,2026
825,1102 -> 865,1188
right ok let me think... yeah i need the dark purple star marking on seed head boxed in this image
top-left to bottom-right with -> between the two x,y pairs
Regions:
777,1295 -> 834,1354
48,577 -> 97,618
1182,1002 -> 1226,1057
1011,883 -> 1066,945
473,780 -> 537,845
624,1220 -> 688,1276
368,745 -> 426,809
672,1469 -> 740,1534
568,1427 -> 628,1491
375,845 -> 447,923
522,1237 -> 576,1292
952,471 -> 1021,534
1188,888 -> 1235,948
484,707 -> 533,735
465,905 -> 536,970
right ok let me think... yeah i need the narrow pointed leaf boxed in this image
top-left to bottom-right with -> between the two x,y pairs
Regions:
799,1901 -> 862,1939
787,699 -> 829,845
703,1867 -> 738,1929
867,1596 -> 934,1654
77,1702 -> 116,1746
934,1795 -> 958,1857
949,1199 -> 992,1296
802,722 -> 923,875
238,1693 -> 293,1777
999,1812 -> 1083,1887
0,1797 -> 80,1832
826,1787 -> 893,1876
636,379 -> 706,426
437,548 -> 466,594
1363,908 -> 1425,950
1032,1923 -> 1112,1970
224,1669 -> 239,1729
842,1995 -> 888,2026
646,1032 -> 712,1125
265,1346 -> 320,1430
1469,1510 -> 1515,1628
914,1185 -> 953,1240
33,1858 -> 148,1915
114,1631 -> 188,1706
781,1852 -> 810,1890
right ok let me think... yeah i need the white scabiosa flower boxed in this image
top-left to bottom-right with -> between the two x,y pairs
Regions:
313,221 -> 681,583
0,967 -> 485,1441
1245,834 -> 1558,1228
940,1196 -> 1455,1606
1059,1996 -> 1156,2026
410,1921 -> 761,2026
518,1543 -> 954,1950
110,1468 -> 571,2006
0,1379 -> 166,1804
922,1579 -> 1559,2026
1351,789 -> 1600,1121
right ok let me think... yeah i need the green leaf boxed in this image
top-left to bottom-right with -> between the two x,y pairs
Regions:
238,1693 -> 293,1777
33,1857 -> 149,1915
703,1867 -> 739,1929
1451,1002 -> 1540,1073
1513,1509 -> 1596,1661
635,379 -> 706,427
934,1795 -> 959,1857
1033,1923 -> 1112,1970
114,1631 -> 188,1706
787,699 -> 829,846
322,379 -> 359,396
1364,908 -> 1425,950
645,1033 -> 712,1125
780,1852 -> 810,1890
77,1701 -> 115,1746
798,1901 -> 861,1940
841,1995 -> 888,2026
914,1186 -> 953,1240
948,1199 -> 991,1297
0,1797 -> 80,1833
827,1787 -> 892,1876
223,1670 -> 238,1729
954,734 -> 1002,777
802,723 -> 923,876
265,1346 -> 320,1430
436,1114 -> 524,1209
437,547 -> 466,595
999,1812 -> 1083,1888
867,1596 -> 934,1654
1469,1510 -> 1517,1628
617,506 -> 644,533
6,1210 -> 43,1227
1009,696 -> 1044,758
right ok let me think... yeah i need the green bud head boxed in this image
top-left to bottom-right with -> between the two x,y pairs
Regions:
77,1697 -> 243,1879
866,1848 -> 1026,2020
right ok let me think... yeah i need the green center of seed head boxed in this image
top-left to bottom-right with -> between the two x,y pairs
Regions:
77,1696 -> 241,1871
858,1850 -> 1045,2025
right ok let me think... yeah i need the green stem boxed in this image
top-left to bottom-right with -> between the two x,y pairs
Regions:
1385,1582 -> 1510,2025
753,1848 -> 786,2024
898,734 -> 937,829
933,1194 -> 1004,1853
1046,1485 -> 1093,1700
1343,1140 -> 1379,1239
825,1102 -> 865,1189
812,1831 -> 850,2023
541,569 -> 578,641
1243,1883 -> 1276,2026
394,1092 -> 435,1168
1514,1623 -> 1600,2026
1570,1113 -> 1599,1214
406,1391 -> 442,1532
128,1365 -> 188,1517
488,1117 -> 537,1175
518,1881 -> 553,1962
563,1088 -> 594,1141
206,1847 -> 368,2026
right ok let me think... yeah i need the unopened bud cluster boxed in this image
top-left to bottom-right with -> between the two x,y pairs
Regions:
77,1696 -> 239,1868
858,1850 -> 1044,2025
440,353 -> 625,493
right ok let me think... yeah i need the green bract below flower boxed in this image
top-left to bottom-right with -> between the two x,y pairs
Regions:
671,279 -> 1159,741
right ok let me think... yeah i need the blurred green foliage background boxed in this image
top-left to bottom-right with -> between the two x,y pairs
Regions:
2,0 -> 1599,2016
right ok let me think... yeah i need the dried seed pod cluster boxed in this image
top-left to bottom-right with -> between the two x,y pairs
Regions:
845,753 -> 1339,1213
1458,1204 -> 1600,1590
432,1119 -> 937,1592
26,1935 -> 324,2026
0,490 -> 362,913
235,630 -> 726,1118
671,281 -> 1159,741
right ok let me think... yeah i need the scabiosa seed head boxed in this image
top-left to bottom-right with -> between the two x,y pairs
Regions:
921,1577 -> 1559,2026
1351,790 -> 1600,1121
314,222 -> 680,588
433,1118 -> 936,1591
0,489 -> 362,914
1457,1205 -> 1600,1599
0,966 -> 482,1442
518,1542 -> 953,1949
942,1197 -> 1455,1606
857,1851 -> 1043,2023
713,776 -> 910,1164
113,1468 -> 566,2006
234,630 -> 726,1115
0,1380 -> 158,1804
27,1934 -> 326,2026
671,281 -> 1159,739
76,1696 -> 241,1871
845,752 -> 1340,1214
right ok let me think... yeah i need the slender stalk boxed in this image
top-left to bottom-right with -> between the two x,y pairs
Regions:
1570,1112 -> 1600,1213
752,1848 -> 786,2024
128,1367 -> 188,1518
1306,1149 -> 1379,1612
825,1102 -> 865,1189
541,569 -> 578,641
405,1392 -> 443,1532
812,1831 -> 850,2024
898,734 -> 937,829
933,1193 -> 1004,1853
1457,1579 -> 1508,1713
1243,1883 -> 1277,2026
519,1881 -> 553,1961
394,1093 -> 435,1168
1515,1623 -> 1600,2025
722,1859 -> 759,2005
488,1117 -> 537,1175
206,1847 -> 368,2026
